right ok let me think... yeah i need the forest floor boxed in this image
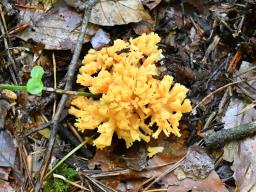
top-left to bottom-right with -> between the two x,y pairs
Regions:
0,0 -> 256,191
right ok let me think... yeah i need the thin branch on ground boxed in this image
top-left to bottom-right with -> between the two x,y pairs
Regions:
142,156 -> 186,191
205,120 -> 256,148
192,80 -> 245,114
22,121 -> 51,137
0,10 -> 19,84
34,1 -> 97,191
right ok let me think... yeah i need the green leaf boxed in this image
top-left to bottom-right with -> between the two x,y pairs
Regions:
30,66 -> 44,79
26,66 -> 45,95
26,79 -> 44,95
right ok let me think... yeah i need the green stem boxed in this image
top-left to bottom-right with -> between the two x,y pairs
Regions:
0,84 -> 27,91
0,84 -> 98,98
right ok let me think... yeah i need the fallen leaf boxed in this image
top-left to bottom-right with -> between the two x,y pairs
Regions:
16,3 -> 98,50
132,21 -> 154,35
0,167 -> 11,181
88,147 -> 125,171
222,98 -> 256,191
0,100 -> 11,129
162,147 -> 227,192
88,144 -> 147,171
235,61 -> 256,100
147,131 -> 188,165
142,0 -> 161,10
178,147 -> 214,180
0,131 -> 17,167
222,61 -> 256,191
90,28 -> 111,50
90,0 -> 152,26
167,171 -> 228,192
0,180 -> 16,192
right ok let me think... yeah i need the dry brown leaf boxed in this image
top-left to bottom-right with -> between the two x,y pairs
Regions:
88,144 -> 147,171
132,21 -> 154,35
235,61 -> 256,100
16,3 -> 98,50
163,147 -> 227,192
0,167 -> 11,181
142,0 -> 161,10
222,62 -> 256,191
90,0 -> 152,26
0,100 -> 10,129
167,171 -> 228,192
222,98 -> 256,191
0,180 -> 16,192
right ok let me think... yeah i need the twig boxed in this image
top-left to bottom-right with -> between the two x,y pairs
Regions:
0,9 -> 19,84
44,140 -> 88,180
205,120 -> 256,148
53,174 -> 90,191
34,1 -> 97,191
227,49 -> 241,73
19,144 -> 34,189
22,121 -> 51,137
142,156 -> 185,191
52,53 -> 57,117
83,174 -> 117,192
43,87 -> 98,97
192,80 -> 245,114
202,35 -> 220,63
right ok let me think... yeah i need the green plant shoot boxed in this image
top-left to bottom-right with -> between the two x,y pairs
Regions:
26,66 -> 45,95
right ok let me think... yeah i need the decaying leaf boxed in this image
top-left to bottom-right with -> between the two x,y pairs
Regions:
235,61 -> 256,100
0,180 -> 15,192
88,144 -> 147,171
167,171 -> 228,192
178,147 -> 214,180
16,3 -> 98,50
90,0 -> 152,26
223,98 -> 256,191
133,147 -> 226,191
0,131 -> 17,167
222,60 -> 256,191
132,21 -> 154,35
162,147 -> 227,192
0,100 -> 10,129
142,0 -> 161,10
0,167 -> 11,181
90,28 -> 111,50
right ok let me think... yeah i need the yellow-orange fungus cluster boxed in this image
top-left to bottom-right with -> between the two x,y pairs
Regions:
69,33 -> 192,149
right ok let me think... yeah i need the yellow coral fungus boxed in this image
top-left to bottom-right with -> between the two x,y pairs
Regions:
69,33 -> 192,149
147,146 -> 164,158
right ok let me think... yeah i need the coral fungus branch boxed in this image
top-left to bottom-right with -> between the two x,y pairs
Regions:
69,33 -> 192,149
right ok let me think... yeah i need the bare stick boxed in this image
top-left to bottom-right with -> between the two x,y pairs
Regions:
142,156 -> 185,191
0,10 -> 19,84
205,120 -> 256,148
34,1 -> 97,191
22,121 -> 51,137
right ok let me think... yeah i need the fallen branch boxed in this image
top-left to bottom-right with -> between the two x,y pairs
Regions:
204,120 -> 256,148
34,0 -> 97,191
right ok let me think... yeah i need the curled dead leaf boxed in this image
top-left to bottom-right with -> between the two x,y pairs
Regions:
90,0 -> 152,26
16,3 -> 98,50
